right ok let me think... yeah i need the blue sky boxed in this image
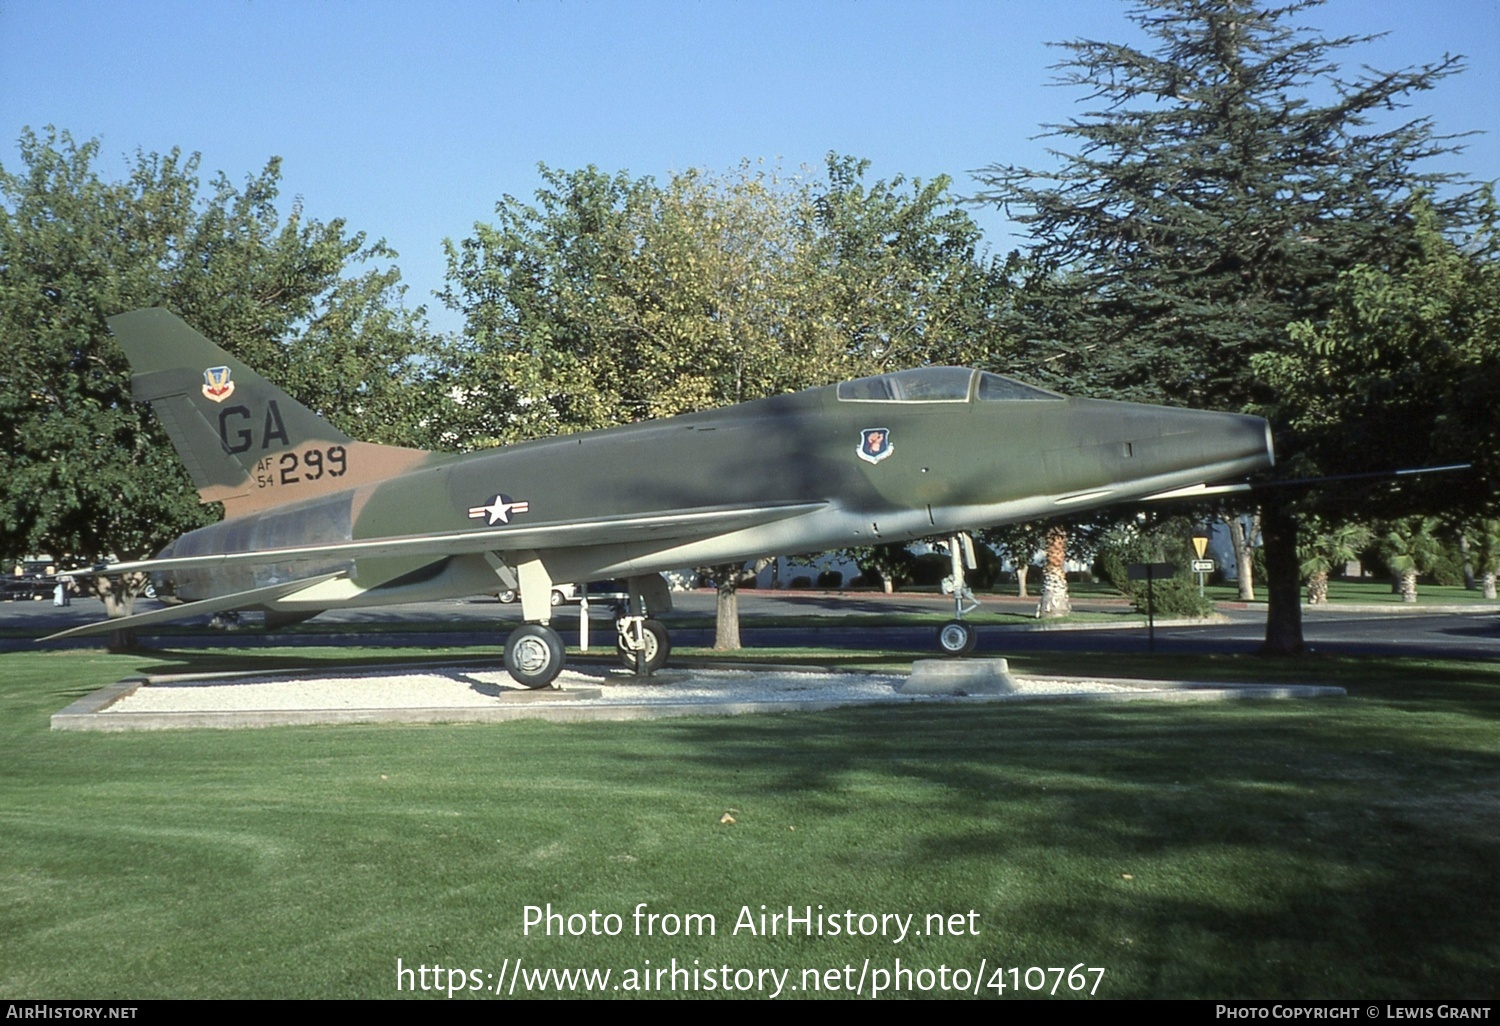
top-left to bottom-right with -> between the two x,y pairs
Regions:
4,0 -> 1497,335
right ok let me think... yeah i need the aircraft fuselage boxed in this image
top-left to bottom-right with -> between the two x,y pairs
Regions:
156,368 -> 1272,612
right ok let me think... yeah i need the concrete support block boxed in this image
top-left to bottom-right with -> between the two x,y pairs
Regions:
899,658 -> 1018,695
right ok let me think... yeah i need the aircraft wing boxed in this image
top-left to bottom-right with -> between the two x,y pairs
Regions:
41,572 -> 348,642
79,501 -> 829,577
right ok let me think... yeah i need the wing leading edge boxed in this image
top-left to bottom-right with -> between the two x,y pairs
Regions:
46,501 -> 828,641
87,501 -> 828,577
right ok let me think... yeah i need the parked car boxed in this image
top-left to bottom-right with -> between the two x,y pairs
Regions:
496,580 -> 630,611
2,575 -> 53,601
496,583 -> 582,607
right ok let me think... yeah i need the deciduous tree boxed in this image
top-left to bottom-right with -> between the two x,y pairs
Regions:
0,128 -> 436,627
1256,200 -> 1500,514
974,0 -> 1486,653
443,157 -> 1004,646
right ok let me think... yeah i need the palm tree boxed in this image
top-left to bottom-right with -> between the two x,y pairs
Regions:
1472,519 -> 1500,601
1379,518 -> 1446,604
1037,525 -> 1073,618
1300,518 -> 1374,604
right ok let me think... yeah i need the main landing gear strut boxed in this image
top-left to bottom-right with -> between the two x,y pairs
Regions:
495,551 -> 568,689
936,532 -> 981,657
495,559 -> 674,689
616,616 -> 670,675
614,574 -> 673,677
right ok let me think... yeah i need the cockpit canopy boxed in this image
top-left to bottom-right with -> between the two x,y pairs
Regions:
836,367 -> 1062,403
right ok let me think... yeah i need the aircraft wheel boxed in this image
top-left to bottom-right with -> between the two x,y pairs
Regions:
936,620 -> 977,656
504,624 -> 565,688
617,618 -> 670,673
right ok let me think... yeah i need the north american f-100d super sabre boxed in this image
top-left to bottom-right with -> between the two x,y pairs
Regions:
48,308 -> 1275,687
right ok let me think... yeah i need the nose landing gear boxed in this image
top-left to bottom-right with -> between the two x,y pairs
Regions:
937,531 -> 981,657
937,618 -> 977,655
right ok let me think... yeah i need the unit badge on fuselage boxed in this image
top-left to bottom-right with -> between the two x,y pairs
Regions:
858,427 -> 894,464
201,366 -> 235,402
468,493 -> 531,526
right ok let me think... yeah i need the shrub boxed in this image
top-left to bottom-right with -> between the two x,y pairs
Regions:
1429,551 -> 1466,588
1095,551 -> 1128,593
1095,520 -> 1216,617
1130,576 -> 1214,618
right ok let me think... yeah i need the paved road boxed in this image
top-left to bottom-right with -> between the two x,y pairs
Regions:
672,602 -> 1500,660
5,590 -> 1497,660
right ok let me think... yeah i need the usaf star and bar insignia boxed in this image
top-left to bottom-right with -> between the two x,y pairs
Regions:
468,493 -> 531,526
857,427 -> 894,464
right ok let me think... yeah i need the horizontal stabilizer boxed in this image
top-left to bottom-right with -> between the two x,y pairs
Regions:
40,572 -> 346,642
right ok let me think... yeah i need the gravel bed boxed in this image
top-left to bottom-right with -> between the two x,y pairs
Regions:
107,665 -> 1156,713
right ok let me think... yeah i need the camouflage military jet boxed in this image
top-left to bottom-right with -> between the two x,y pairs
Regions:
47,308 -> 1274,687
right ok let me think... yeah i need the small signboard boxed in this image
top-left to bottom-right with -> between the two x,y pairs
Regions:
1191,559 -> 1216,573
1192,536 -> 1209,559
1127,561 -> 1176,581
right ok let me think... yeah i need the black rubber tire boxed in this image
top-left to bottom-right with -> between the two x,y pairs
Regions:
616,618 -> 671,673
936,619 -> 977,656
504,623 -> 565,688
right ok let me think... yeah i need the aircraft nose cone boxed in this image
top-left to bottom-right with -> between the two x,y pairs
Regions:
1075,399 -> 1275,482
1189,408 -> 1272,457
1168,408 -> 1273,468
1232,412 -> 1275,468
1162,407 -> 1276,476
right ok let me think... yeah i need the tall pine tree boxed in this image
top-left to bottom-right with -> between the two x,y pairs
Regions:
975,0 -> 1485,652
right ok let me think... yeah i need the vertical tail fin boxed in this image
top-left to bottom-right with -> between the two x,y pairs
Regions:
109,308 -> 432,518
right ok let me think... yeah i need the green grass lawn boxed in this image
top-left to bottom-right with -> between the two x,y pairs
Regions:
2,645 -> 1497,999
1203,578 -> 1500,606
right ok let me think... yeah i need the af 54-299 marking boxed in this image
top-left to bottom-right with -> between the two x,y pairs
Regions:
252,446 -> 349,489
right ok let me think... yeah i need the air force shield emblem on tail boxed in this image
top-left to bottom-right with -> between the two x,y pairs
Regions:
201,366 -> 235,402
858,427 -> 893,464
